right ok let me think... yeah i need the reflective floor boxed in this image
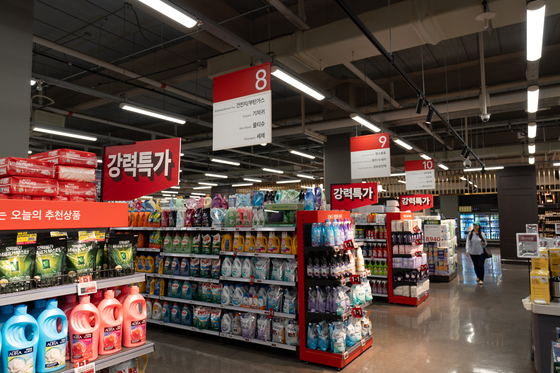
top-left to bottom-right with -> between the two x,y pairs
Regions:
145,247 -> 534,373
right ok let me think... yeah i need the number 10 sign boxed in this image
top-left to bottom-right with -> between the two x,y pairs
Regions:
405,160 -> 435,190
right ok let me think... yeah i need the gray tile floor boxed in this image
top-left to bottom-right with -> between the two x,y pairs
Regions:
144,248 -> 535,372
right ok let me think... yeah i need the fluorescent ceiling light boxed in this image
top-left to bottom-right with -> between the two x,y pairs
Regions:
464,166 -> 504,172
527,0 -> 546,61
211,158 -> 240,166
460,177 -> 467,181
28,150 -> 32,154
553,163 -> 560,166
390,173 -> 405,177
397,180 -> 406,184
528,123 -> 537,139
32,126 -> 97,142
244,178 -> 262,183
297,174 -> 315,179
529,156 -> 535,165
31,79 -> 36,86
140,196 -> 153,199
394,139 -> 413,150
290,150 -> 315,159
276,179 -> 301,184
438,164 -> 449,170
262,167 -> 284,174
198,182 -> 218,186
527,86 -> 539,113
170,186 -> 180,189
265,210 -> 279,213
205,173 -> 228,179
163,191 -> 178,194
528,144 -> 536,154
193,186 -> 212,190
162,194 -> 173,197
260,188 -> 273,191
191,192 -> 207,196
232,183 -> 253,187
349,113 -> 381,132
420,154 -> 431,160
119,103 -> 186,124
97,159 -> 103,163
137,0 -> 197,28
271,66 -> 325,101
261,143 -> 267,146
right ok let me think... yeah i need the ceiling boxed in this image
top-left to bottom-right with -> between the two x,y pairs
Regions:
29,0 -> 560,193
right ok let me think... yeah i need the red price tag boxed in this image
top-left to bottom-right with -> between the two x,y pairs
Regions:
414,252 -> 422,257
413,226 -> 421,233
249,275 -> 254,285
268,308 -> 274,319
74,361 -> 95,373
75,360 -> 88,368
343,239 -> 355,250
78,276 -> 92,283
350,274 -> 362,284
233,251 -> 237,258
415,239 -> 423,245
351,308 -> 363,318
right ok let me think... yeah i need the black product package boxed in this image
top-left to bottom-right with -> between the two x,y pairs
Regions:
106,233 -> 138,276
34,236 -> 67,286
0,236 -> 36,292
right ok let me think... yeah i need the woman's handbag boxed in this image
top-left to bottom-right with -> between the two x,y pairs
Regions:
483,244 -> 492,259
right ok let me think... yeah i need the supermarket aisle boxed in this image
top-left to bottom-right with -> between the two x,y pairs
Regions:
145,250 -> 534,373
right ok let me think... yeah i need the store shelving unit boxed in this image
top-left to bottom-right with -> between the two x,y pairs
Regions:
114,226 -> 296,232
538,204 -> 560,237
459,213 -> 500,242
297,210 -> 373,369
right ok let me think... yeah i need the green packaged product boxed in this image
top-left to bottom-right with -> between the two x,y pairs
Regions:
201,234 -> 211,255
107,234 -> 138,274
34,236 -> 67,280
192,234 -> 201,254
94,231 -> 106,277
211,234 -> 221,255
66,231 -> 98,278
0,237 -> 36,284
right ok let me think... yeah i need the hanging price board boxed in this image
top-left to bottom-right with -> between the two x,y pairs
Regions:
343,239 -> 355,250
350,274 -> 362,284
351,307 -> 363,318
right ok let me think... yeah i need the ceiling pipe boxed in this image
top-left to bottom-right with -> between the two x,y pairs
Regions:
33,36 -> 213,107
342,62 -> 401,109
267,0 -> 310,30
478,32 -> 490,122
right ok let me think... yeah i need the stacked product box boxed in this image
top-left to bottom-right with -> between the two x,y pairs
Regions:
422,219 -> 457,277
0,157 -> 58,200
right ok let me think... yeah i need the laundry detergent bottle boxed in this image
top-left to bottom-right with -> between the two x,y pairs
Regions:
29,299 -> 47,319
2,305 -> 39,373
37,299 -> 67,373
98,290 -> 123,356
90,290 -> 104,308
267,232 -> 280,253
68,296 -> 100,363
116,285 -> 130,304
122,286 -> 147,348
59,295 -> 78,360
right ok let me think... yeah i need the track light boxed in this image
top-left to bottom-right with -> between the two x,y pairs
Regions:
438,164 -> 449,170
211,158 -> 240,166
529,156 -> 535,165
119,103 -> 186,124
32,126 -> 97,142
528,123 -> 537,139
393,139 -> 413,150
527,85 -> 539,113
415,96 -> 424,115
349,113 -> 381,133
527,0 -> 546,61
262,167 -> 284,174
290,150 -> 315,159
271,66 -> 325,101
464,166 -> 503,172
138,0 -> 198,28
528,144 -> 536,154
425,107 -> 434,124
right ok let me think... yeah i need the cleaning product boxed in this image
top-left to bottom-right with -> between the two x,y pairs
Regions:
280,232 -> 293,255
255,232 -> 268,253
3,305 -> 39,373
267,232 -> 280,254
162,233 -> 172,253
138,254 -> 147,272
0,305 -> 13,330
221,233 -> 233,251
183,234 -> 193,254
98,290 -> 123,355
304,188 -> 314,210
172,232 -> 182,253
244,233 -> 256,253
59,294 -> 79,360
171,257 -> 181,275
152,300 -> 162,320
29,299 -> 47,319
180,233 -> 190,254
180,305 -> 192,326
116,285 -> 130,304
122,286 -> 147,347
37,299 -> 67,373
90,290 -> 104,308
148,278 -> 156,295
69,295 -> 100,362
233,232 -> 245,252
171,303 -> 181,324
236,207 -> 244,227
145,300 -> 152,320
145,255 -> 155,273
180,258 -> 190,276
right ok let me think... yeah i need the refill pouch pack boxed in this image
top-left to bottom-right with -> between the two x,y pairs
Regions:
330,322 -> 346,353
200,258 -> 212,278
257,314 -> 271,341
284,259 -> 297,282
201,283 -> 213,302
34,235 -> 67,280
211,283 -> 222,304
267,286 -> 283,312
255,258 -> 270,280
318,321 -> 330,351
308,287 -> 317,312
190,258 -> 200,277
286,319 -> 299,346
201,235 -> 212,255
66,232 -> 97,277
210,308 -> 222,331
316,286 -> 327,313
307,323 -> 318,350
345,319 -> 356,347
283,287 -> 298,315
0,237 -> 36,284
107,234 -> 138,274
211,259 -> 221,279
241,313 -> 256,338
211,234 -> 221,255
272,317 -> 286,344
271,259 -> 285,281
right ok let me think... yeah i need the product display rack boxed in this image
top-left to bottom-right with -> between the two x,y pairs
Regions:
297,210 -> 373,369
538,204 -> 560,237
386,212 -> 429,306
354,221 -> 389,299
423,219 -> 458,283
114,226 -> 296,232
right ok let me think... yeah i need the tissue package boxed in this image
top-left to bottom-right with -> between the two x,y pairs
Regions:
31,149 -> 97,168
0,177 -> 58,196
56,165 -> 96,182
58,181 -> 97,198
0,157 -> 55,178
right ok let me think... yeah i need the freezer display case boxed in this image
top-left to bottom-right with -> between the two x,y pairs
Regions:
460,213 -> 499,241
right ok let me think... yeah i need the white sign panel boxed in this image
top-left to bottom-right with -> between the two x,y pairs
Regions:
213,63 -> 272,151
424,223 -> 442,243
350,133 -> 391,179
405,160 -> 435,190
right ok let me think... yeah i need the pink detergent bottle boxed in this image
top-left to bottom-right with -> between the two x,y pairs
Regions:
97,290 -> 123,355
90,291 -> 104,308
68,295 -> 100,363
116,285 -> 130,304
59,295 -> 78,360
122,286 -> 147,348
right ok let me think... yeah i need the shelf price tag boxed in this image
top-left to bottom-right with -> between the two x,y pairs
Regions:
343,351 -> 349,360
350,274 -> 362,285
249,275 -> 255,285
351,307 -> 363,318
343,239 -> 355,250
77,276 -> 97,295
268,308 -> 274,319
17,232 -> 37,245
414,239 -> 423,246
74,360 -> 95,373
361,339 -> 366,346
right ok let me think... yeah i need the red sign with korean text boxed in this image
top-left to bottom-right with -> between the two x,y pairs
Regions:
331,183 -> 378,210
0,201 -> 127,230
399,194 -> 433,212
213,63 -> 271,103
102,138 -> 181,201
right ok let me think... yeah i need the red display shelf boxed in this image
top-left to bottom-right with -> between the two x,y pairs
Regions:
297,210 -> 373,368
386,212 -> 429,307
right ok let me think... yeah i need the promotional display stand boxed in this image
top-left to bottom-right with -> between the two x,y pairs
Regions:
423,219 -> 458,283
354,221 -> 389,299
297,210 -> 373,369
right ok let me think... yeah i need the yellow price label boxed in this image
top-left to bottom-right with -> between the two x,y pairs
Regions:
94,231 -> 106,242
78,231 -> 96,243
50,231 -> 68,238
17,232 -> 37,245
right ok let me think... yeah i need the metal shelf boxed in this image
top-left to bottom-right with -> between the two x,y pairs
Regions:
137,248 -> 160,252
220,333 -> 297,351
0,274 -> 145,307
58,342 -> 154,373
145,273 -> 220,284
371,293 -> 388,298
306,301 -> 372,321
220,251 -> 296,259
220,276 -> 296,286
147,319 -> 220,336
354,223 -> 385,226
160,253 -> 219,259
141,293 -> 219,309
364,257 -> 386,262
113,226 -> 296,232
221,305 -> 296,319
354,239 -> 387,243
367,274 -> 388,278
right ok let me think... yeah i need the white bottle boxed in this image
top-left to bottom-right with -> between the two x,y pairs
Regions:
232,313 -> 242,336
355,247 -> 365,273
152,299 -> 163,320
146,299 -> 153,319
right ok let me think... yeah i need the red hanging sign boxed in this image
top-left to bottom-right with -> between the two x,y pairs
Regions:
331,183 -> 378,210
343,239 -> 355,250
399,194 -> 433,212
102,138 -> 181,201
350,274 -> 362,284
351,308 -> 363,318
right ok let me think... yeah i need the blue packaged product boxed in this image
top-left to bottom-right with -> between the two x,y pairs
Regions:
171,257 -> 181,275
171,303 -> 181,324
190,258 -> 200,278
180,258 -> 190,276
162,302 -> 171,323
168,280 -> 183,298
181,282 -> 192,300
29,299 -> 47,319
2,305 -> 39,373
191,282 -> 198,300
181,305 -> 192,326
37,299 -> 67,373
307,323 -> 318,350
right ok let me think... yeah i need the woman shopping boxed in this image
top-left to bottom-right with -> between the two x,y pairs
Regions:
466,221 -> 487,285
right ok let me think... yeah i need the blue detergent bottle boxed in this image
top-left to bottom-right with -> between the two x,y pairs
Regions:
29,299 -> 47,319
2,305 -> 39,373
304,188 -> 314,211
0,305 -> 13,373
162,302 -> 171,323
37,299 -> 67,373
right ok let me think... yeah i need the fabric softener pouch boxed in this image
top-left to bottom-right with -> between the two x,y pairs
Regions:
34,235 -> 67,281
66,231 -> 97,278
106,233 -> 138,275
0,237 -> 36,285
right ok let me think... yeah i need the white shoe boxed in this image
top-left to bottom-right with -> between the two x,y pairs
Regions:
476,277 -> 479,282
478,280 -> 483,285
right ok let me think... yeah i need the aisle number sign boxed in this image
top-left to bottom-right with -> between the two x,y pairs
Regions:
350,133 -> 391,179
399,194 -> 433,212
405,160 -> 435,190
213,63 -> 272,150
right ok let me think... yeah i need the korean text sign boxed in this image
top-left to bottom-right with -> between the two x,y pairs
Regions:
405,160 -> 435,190
213,63 -> 272,151
350,133 -> 391,179
331,183 -> 378,210
399,194 -> 433,212
102,138 -> 180,201
0,200 -> 127,230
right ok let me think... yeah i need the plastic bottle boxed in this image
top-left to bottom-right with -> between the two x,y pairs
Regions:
172,233 -> 182,253
98,290 -> 123,355
3,305 -> 39,373
267,232 -> 280,253
221,233 -> 233,251
152,300 -> 162,320
162,302 -> 170,323
171,257 -> 181,275
233,233 -> 245,252
171,303 -> 181,324
280,233 -> 293,254
37,299 -> 67,373
145,300 -> 152,320
304,188 -> 314,210
324,220 -> 335,246
29,299 -> 47,319
68,296 -> 100,362
145,255 -> 155,273
163,233 -> 172,252
307,253 -> 314,278
232,285 -> 244,307
0,305 -> 14,330
311,223 -> 319,247
180,305 -> 192,326
122,286 -> 147,348
244,233 -> 256,253
59,295 -> 79,360
333,220 -> 341,246
138,254 -> 146,272
236,207 -> 244,227
117,285 -> 130,304
313,253 -> 320,278
180,233 -> 189,253
231,313 -> 242,336
90,291 -> 104,308
320,253 -> 328,278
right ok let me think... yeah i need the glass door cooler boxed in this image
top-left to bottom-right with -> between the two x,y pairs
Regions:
459,213 -> 499,243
